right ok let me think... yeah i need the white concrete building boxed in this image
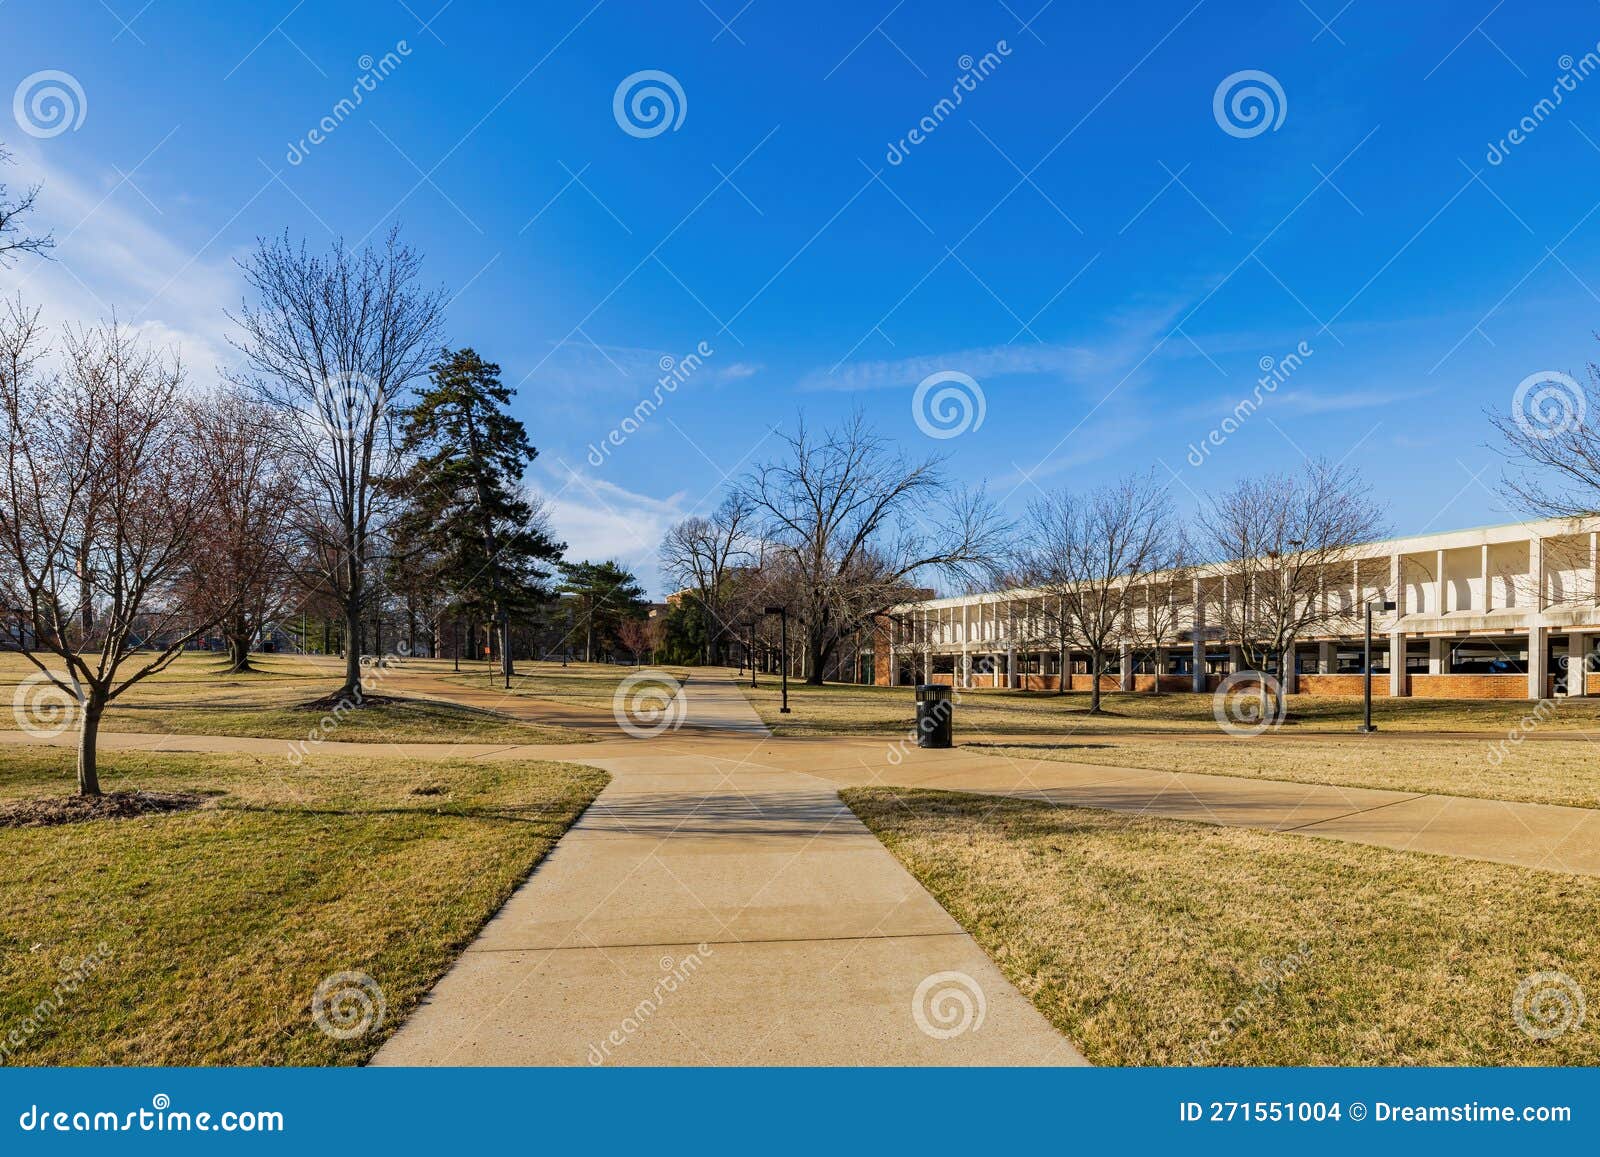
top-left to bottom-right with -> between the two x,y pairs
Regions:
873,517 -> 1600,700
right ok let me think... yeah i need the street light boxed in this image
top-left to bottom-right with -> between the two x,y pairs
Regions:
1360,598 -> 1398,733
764,606 -> 791,713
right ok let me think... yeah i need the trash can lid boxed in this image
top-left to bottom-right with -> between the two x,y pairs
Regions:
915,683 -> 953,699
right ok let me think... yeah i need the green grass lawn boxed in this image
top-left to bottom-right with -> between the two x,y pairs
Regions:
978,736 -> 1600,810
845,787 -> 1600,1066
0,746 -> 607,1064
738,678 -> 1600,736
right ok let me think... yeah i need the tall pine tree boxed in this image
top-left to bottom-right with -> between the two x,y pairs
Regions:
394,348 -> 564,677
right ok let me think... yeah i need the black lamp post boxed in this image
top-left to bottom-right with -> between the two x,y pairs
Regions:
764,606 -> 790,713
1360,598 -> 1398,733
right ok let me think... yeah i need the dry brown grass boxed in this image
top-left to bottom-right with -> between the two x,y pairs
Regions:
0,653 -> 586,744
979,736 -> 1600,809
845,786 -> 1600,1066
737,678 -> 1600,736
0,746 -> 607,1064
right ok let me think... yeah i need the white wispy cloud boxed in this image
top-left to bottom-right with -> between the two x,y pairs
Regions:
533,460 -> 690,596
0,139 -> 244,380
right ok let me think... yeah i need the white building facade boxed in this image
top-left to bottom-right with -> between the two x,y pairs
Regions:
873,518 -> 1600,701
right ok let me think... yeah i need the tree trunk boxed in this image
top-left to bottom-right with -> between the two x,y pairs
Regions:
1056,645 -> 1068,696
1088,648 -> 1104,714
76,693 -> 104,796
339,597 -> 362,700
224,628 -> 254,674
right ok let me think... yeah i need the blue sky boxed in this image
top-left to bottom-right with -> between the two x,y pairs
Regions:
7,0 -> 1600,594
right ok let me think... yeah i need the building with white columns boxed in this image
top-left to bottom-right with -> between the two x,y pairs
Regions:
871,517 -> 1600,700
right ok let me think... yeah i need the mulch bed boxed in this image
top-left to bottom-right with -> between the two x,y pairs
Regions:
0,790 -> 207,829
293,691 -> 407,712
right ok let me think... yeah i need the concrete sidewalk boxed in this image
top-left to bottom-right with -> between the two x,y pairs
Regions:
372,742 -> 1083,1066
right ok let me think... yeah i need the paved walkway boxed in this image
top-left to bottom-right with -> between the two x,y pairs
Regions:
373,676 -> 1079,1066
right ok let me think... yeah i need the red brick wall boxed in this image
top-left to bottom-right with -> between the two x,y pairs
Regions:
1407,674 -> 1530,699
1296,674 -> 1384,697
1068,675 -> 1122,692
871,615 -> 893,686
1019,674 -> 1062,691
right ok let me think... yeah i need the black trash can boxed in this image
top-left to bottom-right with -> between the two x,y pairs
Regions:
914,684 -> 954,748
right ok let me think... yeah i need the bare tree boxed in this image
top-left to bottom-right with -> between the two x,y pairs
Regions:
1015,472 -> 1179,713
1490,365 -> 1600,519
658,491 -> 755,663
228,228 -> 443,702
0,144 -> 53,266
183,389 -> 302,673
1200,458 -> 1386,716
616,615 -> 653,665
0,306 -> 227,794
741,412 -> 1007,685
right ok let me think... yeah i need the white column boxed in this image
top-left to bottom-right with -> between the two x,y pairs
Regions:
1119,643 -> 1133,692
1318,641 -> 1335,673
1389,631 -> 1407,697
1482,544 -> 1492,612
1428,637 -> 1445,675
1006,647 -> 1017,689
1436,548 -> 1447,614
1529,625 -> 1548,699
1571,632 -> 1588,697
1391,553 -> 1406,616
1228,645 -> 1243,672
961,651 -> 972,689
1532,537 -> 1546,611
1191,577 -> 1207,693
